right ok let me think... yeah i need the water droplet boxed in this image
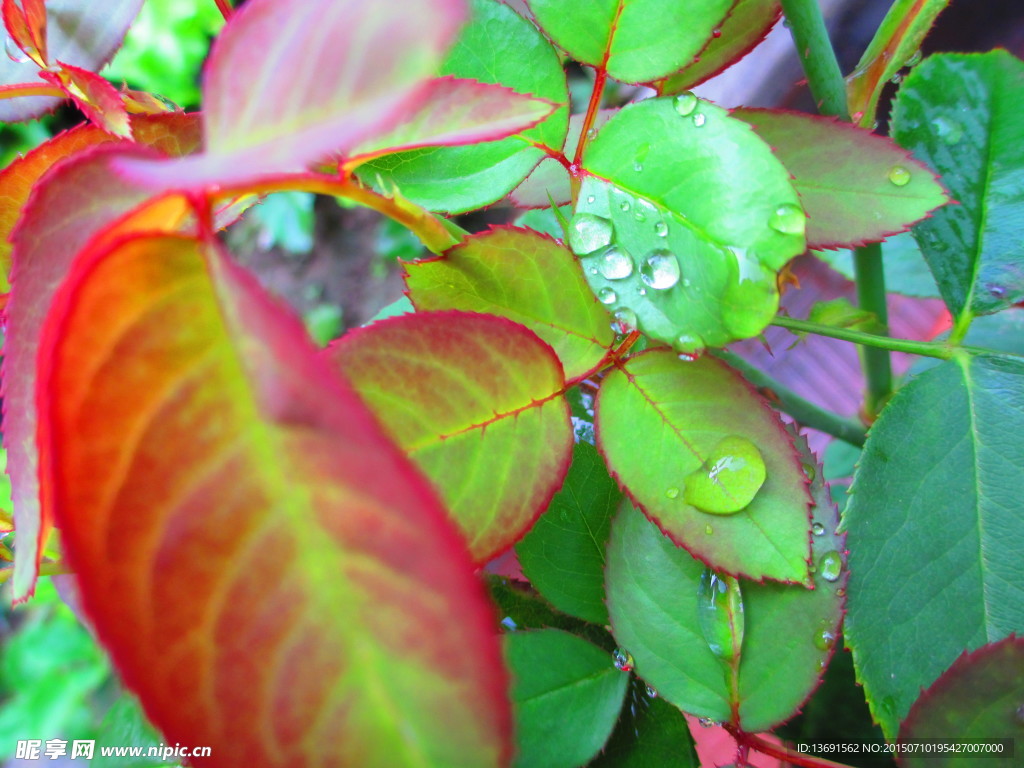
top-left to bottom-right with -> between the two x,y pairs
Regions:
619,200 -> 631,212
5,36 -> 28,64
888,165 -> 911,186
836,587 -> 846,598
768,203 -> 806,236
697,568 -> 744,661
633,161 -> 643,173
705,524 -> 713,535
634,209 -> 646,222
1014,704 -> 1024,726
569,213 -> 613,255
676,333 -> 704,360
645,684 -> 658,698
613,307 -> 637,332
814,625 -> 837,651
907,49 -> 922,66
587,194 -> 596,204
712,27 -> 722,38
673,91 -> 698,117
613,648 -> 634,672
803,462 -> 817,481
595,246 -> 634,280
598,287 -> 617,304
692,112 -> 707,128
812,522 -> 825,536
987,283 -> 1007,298
589,267 -> 598,275
890,72 -> 903,85
586,128 -> 597,139
782,17 -> 791,28
640,250 -> 681,289
666,487 -> 680,499
819,550 -> 843,582
654,221 -> 668,237
684,436 -> 767,514
932,116 -> 963,144
500,616 -> 518,631
698,717 -> 716,728
637,287 -> 646,296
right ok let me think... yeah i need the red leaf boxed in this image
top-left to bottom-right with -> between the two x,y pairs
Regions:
115,0 -> 467,189
328,311 -> 573,562
38,233 -> 510,767
21,0 -> 45,62
40,63 -> 132,138
1,0 -> 39,65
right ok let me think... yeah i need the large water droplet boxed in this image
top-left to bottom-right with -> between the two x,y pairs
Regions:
640,250 -> 681,289
697,568 -> 745,661
613,307 -> 637,332
654,221 -> 668,237
888,165 -> 911,186
684,436 -> 767,514
569,213 -> 613,255
814,624 -> 837,651
5,36 -> 28,63
819,550 -> 844,582
812,522 -> 825,536
595,246 -> 634,280
598,287 -> 617,304
613,648 -> 634,672
692,112 -> 707,128
768,203 -> 806,236
673,91 -> 698,116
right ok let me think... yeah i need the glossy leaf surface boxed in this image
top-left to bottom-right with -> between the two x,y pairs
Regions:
596,351 -> 811,583
844,354 -> 1024,739
656,0 -> 781,94
606,449 -> 845,732
6,132 -> 199,602
734,109 -> 948,249
898,637 -> 1023,768
348,76 -> 557,165
516,442 -> 620,625
505,629 -> 628,768
577,98 -> 805,352
116,0 -> 466,188
891,51 -> 1024,319
39,234 -> 510,767
404,226 -> 614,380
0,0 -> 144,121
361,0 -> 568,212
846,0 -> 950,127
528,0 -> 732,84
328,311 -> 573,562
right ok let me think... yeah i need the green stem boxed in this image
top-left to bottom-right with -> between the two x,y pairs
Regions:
778,0 -> 850,119
773,315 -> 956,358
852,243 -> 894,414
716,352 -> 866,446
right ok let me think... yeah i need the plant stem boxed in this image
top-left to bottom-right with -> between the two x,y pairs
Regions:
0,82 -> 66,101
778,0 -> 849,120
213,0 -> 233,21
727,727 -> 859,768
780,0 -> 894,418
852,243 -> 894,414
773,315 -> 956,359
716,352 -> 867,446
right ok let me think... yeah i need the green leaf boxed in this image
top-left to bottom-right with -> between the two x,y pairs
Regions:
529,0 -> 732,84
891,51 -> 1024,320
734,109 -> 948,250
404,226 -> 615,380
846,0 -> 951,127
328,310 -> 573,562
576,97 -> 805,352
360,0 -> 568,212
595,351 -> 811,583
898,637 -> 1024,768
656,0 -> 781,95
605,438 -> 847,732
90,695 -> 166,768
505,629 -> 629,768
844,354 -> 1024,740
516,442 -> 621,624
814,231 -> 940,298
591,685 -> 700,768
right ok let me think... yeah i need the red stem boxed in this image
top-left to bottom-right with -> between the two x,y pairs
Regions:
213,0 -> 233,21
726,728 -> 859,768
573,66 -> 607,168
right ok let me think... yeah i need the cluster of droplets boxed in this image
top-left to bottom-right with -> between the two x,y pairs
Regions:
672,91 -> 706,127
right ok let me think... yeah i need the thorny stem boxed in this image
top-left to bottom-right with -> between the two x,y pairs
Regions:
779,0 -> 894,419
727,727 -> 859,768
213,0 -> 233,22
715,351 -> 867,446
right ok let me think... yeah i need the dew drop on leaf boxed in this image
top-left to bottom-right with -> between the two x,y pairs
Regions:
819,550 -> 844,582
888,165 -> 911,186
654,221 -> 668,237
598,287 -> 617,304
987,284 -> 1007,298
587,194 -> 596,203
673,91 -> 698,117
5,36 -> 28,63
812,522 -> 825,536
613,648 -> 634,672
675,333 -> 704,360
684,436 -> 767,514
594,246 -> 634,280
619,200 -> 631,212
692,112 -> 707,128
569,213 -> 613,255
705,524 -> 713,535
637,287 -> 647,296
712,27 -> 722,38
768,203 -> 806,236
698,717 -> 716,728
645,684 -> 658,698
697,568 -> 745,661
932,116 -> 963,144
814,624 -> 837,651
803,462 -> 817,481
613,307 -> 638,332
633,161 -> 644,173
640,250 -> 681,289
666,486 -> 680,499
